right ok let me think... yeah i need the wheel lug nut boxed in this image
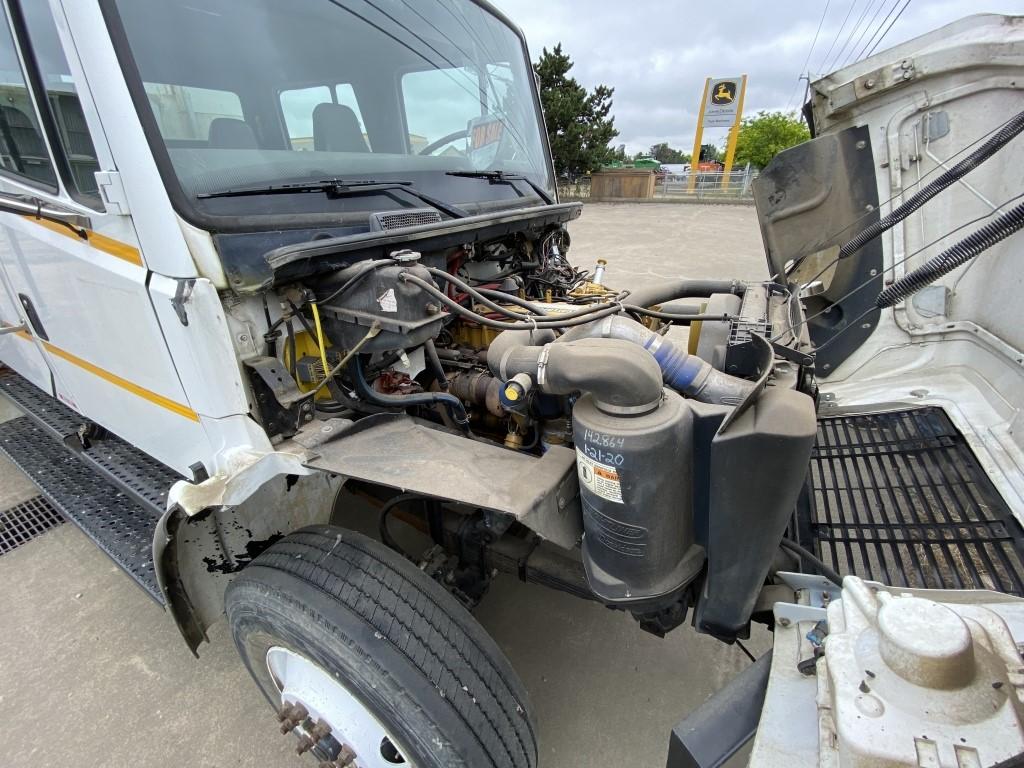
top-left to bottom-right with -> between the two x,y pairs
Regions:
310,719 -> 332,742
295,735 -> 315,755
336,745 -> 357,767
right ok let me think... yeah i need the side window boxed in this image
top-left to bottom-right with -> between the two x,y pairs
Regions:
280,83 -> 369,151
402,67 -> 481,154
143,83 -> 243,144
0,11 -> 55,187
20,1 -> 101,204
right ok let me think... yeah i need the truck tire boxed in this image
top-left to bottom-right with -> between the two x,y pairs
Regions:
224,525 -> 537,768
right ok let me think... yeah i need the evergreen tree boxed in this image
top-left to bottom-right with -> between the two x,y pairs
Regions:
534,44 -> 618,178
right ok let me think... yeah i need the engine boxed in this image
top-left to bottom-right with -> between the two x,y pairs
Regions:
247,225 -> 819,640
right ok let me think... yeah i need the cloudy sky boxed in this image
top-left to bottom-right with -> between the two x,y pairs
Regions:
493,0 -> 1023,154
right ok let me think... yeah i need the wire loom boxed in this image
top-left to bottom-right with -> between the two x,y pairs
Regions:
876,199 -> 1024,309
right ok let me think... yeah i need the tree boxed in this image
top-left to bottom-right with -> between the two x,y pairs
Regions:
534,44 -> 618,177
733,110 -> 810,169
648,143 -> 690,164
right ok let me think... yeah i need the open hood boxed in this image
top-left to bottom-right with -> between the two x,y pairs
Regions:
753,13 -> 1024,377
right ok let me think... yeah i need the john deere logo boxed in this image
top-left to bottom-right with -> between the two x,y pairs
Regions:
712,81 -> 736,105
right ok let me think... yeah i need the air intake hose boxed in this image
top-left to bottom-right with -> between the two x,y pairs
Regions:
498,337 -> 664,412
876,199 -> 1024,309
624,278 -> 744,310
557,315 -> 753,406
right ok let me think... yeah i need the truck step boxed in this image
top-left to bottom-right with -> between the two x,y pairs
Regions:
796,407 -> 1024,595
0,370 -> 184,603
0,416 -> 165,602
0,370 -> 181,515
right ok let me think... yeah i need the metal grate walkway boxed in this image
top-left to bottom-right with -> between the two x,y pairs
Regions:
798,407 -> 1024,595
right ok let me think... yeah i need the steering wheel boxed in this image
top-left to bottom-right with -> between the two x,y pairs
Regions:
418,128 -> 470,156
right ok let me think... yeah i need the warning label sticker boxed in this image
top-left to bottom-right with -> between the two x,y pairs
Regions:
576,450 -> 623,504
377,288 -> 398,313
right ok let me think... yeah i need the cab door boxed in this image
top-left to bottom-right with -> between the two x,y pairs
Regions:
0,0 -> 213,476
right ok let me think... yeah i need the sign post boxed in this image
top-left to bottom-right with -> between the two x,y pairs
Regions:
719,75 -> 748,190
687,75 -> 747,192
687,78 -> 711,193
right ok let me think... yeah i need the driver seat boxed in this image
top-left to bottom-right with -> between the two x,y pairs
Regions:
312,103 -> 369,153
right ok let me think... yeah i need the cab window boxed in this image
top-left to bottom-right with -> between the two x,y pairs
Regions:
19,0 -> 102,204
144,83 -> 244,144
0,10 -> 55,188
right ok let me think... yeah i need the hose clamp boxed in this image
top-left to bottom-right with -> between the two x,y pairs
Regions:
594,397 -> 661,416
536,344 -> 551,387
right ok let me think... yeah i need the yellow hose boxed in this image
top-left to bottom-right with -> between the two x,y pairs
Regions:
311,303 -> 330,378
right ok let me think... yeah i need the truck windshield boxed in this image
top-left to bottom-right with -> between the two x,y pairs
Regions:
107,0 -> 553,223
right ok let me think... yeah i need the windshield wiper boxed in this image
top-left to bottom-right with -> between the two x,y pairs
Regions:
197,179 -> 468,219
446,170 -> 554,205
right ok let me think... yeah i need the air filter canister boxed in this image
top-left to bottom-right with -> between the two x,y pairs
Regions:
573,389 -> 705,606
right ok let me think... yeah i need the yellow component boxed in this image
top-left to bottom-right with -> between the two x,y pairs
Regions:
687,301 -> 709,355
310,303 -> 330,378
290,330 -> 337,400
504,385 -> 520,402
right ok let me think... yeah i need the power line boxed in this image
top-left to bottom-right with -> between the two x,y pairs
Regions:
816,0 -> 858,75
853,0 -> 903,63
828,0 -> 874,72
866,0 -> 913,57
787,0 -> 832,111
841,0 -> 892,68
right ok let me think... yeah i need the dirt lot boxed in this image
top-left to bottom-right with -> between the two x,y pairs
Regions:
0,202 -> 771,768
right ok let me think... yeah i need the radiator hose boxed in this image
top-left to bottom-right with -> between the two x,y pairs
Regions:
841,108 -> 1024,260
349,355 -> 470,427
876,199 -> 1024,309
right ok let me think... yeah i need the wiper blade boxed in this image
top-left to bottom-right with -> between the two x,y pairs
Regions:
446,170 -> 554,205
198,179 -> 468,219
197,178 -> 410,199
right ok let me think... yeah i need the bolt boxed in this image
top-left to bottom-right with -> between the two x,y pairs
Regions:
310,720 -> 332,742
238,333 -> 249,343
278,703 -> 308,723
902,71 -> 912,81
864,78 -> 875,89
901,59 -> 911,69
855,140 -> 866,150
336,745 -> 357,767
280,721 -> 298,735
425,302 -> 440,315
778,617 -> 792,627
296,735 -> 315,755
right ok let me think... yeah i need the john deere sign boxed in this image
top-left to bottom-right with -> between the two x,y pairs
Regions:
703,77 -> 743,127
688,74 -> 748,191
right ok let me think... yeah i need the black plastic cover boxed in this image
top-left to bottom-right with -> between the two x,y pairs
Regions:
694,387 -> 817,639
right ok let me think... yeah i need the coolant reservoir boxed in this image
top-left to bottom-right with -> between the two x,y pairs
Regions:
818,578 -> 1024,768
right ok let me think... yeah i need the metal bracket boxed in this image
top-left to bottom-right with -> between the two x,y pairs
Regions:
94,171 -> 130,215
170,279 -> 196,326
243,356 -> 313,439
